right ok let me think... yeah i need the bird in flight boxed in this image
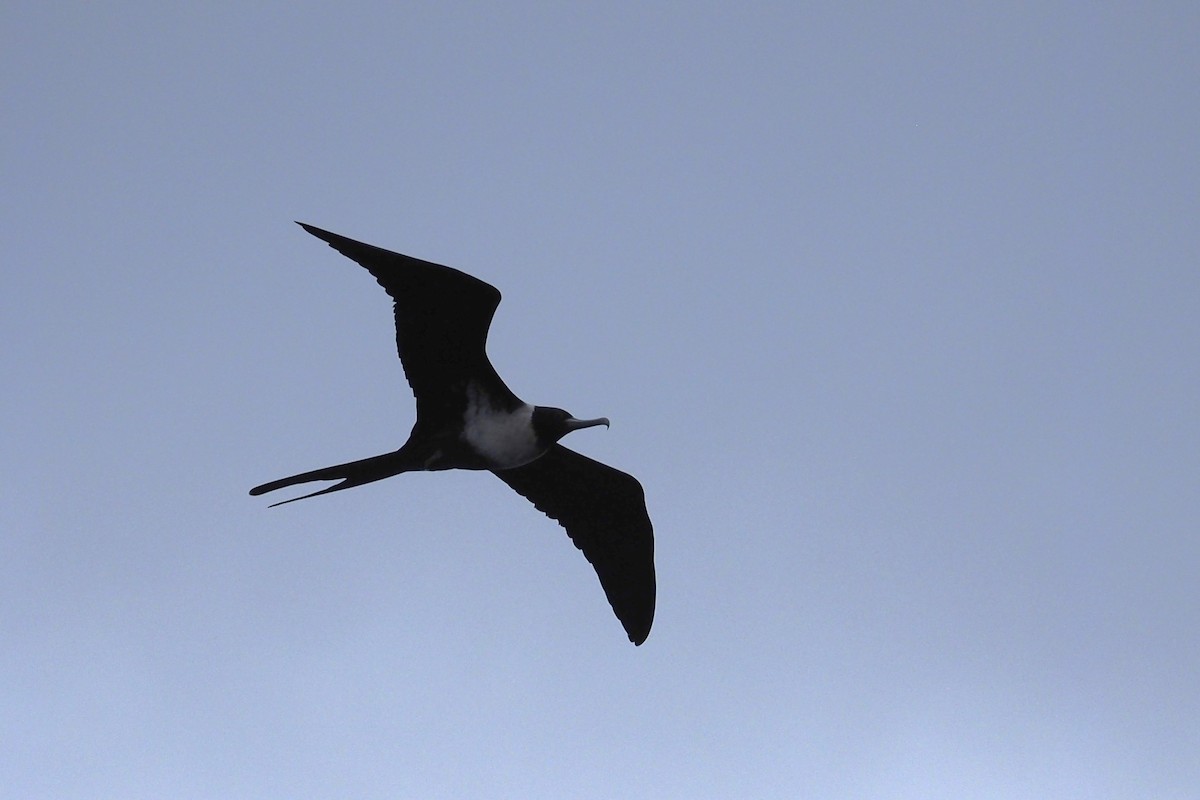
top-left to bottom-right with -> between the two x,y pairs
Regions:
250,223 -> 655,645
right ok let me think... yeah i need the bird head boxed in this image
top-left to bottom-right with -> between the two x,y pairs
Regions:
531,407 -> 610,446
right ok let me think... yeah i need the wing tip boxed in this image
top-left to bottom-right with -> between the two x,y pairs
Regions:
624,612 -> 654,646
620,592 -> 655,645
295,221 -> 329,240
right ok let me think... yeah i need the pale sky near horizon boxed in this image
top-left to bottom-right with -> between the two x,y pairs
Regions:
3,4 -> 1198,798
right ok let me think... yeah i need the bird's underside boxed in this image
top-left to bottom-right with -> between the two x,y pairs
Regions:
250,223 -> 655,645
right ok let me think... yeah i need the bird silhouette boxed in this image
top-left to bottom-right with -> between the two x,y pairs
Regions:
251,223 -> 655,645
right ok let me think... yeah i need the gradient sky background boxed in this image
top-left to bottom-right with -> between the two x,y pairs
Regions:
3,4 -> 1198,798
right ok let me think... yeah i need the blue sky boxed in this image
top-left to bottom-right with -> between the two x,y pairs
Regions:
3,3 -> 1198,798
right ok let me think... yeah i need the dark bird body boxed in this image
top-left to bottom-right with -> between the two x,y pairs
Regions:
251,223 -> 655,645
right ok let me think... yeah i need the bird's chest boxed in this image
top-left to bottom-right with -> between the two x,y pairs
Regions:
460,390 -> 541,469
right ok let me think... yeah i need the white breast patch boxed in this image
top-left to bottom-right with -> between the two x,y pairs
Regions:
462,382 -> 538,468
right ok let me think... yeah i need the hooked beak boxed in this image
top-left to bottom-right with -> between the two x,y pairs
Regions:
565,416 -> 610,432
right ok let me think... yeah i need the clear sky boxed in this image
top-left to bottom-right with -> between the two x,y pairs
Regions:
3,3 -> 1197,798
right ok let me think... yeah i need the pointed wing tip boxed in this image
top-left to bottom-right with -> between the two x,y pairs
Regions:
623,609 -> 654,645
295,222 -> 358,256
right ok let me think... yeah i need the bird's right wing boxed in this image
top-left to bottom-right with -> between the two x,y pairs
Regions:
493,445 -> 656,645
297,223 -> 518,427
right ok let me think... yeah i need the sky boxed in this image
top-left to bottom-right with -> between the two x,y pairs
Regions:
3,3 -> 1198,798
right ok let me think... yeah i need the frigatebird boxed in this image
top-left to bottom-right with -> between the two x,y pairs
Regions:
250,223 -> 655,645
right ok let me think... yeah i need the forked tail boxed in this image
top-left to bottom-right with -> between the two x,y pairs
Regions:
249,450 -> 414,507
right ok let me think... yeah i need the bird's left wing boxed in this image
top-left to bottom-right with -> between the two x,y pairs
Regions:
493,445 -> 656,645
